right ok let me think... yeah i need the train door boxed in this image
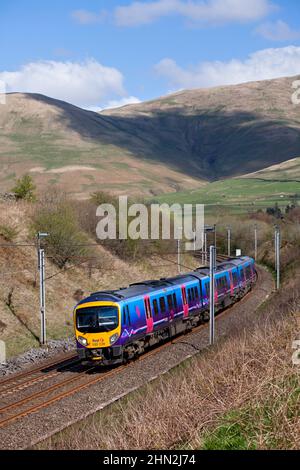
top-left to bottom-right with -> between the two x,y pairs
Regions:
181,285 -> 189,317
144,296 -> 153,334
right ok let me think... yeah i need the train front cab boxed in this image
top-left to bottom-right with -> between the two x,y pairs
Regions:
74,301 -> 123,364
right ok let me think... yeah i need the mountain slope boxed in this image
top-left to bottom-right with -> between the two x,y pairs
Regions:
0,93 -> 203,197
1,74 -> 300,197
102,75 -> 300,179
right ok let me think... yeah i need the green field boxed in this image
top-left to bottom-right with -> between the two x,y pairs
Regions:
152,178 -> 300,214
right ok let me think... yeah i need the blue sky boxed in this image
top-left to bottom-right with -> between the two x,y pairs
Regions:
0,0 -> 300,109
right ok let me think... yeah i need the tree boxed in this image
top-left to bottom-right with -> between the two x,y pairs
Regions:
12,174 -> 36,201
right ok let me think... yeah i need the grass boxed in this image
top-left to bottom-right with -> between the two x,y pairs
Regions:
152,178 -> 300,214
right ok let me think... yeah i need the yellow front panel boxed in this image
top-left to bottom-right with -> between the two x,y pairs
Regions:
74,301 -> 121,348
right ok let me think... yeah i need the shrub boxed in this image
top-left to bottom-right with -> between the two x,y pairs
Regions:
12,174 -> 36,201
0,223 -> 19,241
76,191 -> 176,262
32,191 -> 91,268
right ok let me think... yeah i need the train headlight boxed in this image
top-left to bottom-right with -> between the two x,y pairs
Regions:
78,335 -> 88,346
109,333 -> 119,345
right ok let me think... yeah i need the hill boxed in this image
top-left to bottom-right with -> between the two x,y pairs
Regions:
153,156 -> 300,213
103,74 -> 300,179
1,74 -> 300,197
0,93 -> 203,198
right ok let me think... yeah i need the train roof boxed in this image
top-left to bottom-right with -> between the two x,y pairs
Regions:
78,256 -> 254,305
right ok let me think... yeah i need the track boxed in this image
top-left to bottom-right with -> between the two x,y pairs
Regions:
0,285 -> 254,430
0,352 -> 79,394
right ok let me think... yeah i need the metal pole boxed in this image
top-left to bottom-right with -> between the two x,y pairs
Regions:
177,238 -> 181,273
214,224 -> 217,249
204,231 -> 207,265
201,229 -> 204,265
254,224 -> 258,261
193,230 -> 196,251
227,226 -> 231,257
39,248 -> 46,345
276,229 -> 280,290
209,245 -> 216,345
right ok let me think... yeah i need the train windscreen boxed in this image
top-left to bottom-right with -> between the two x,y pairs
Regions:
76,306 -> 119,333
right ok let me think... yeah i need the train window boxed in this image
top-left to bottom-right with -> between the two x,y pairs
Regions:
194,286 -> 199,299
167,294 -> 173,311
123,305 -> 131,325
246,265 -> 252,279
172,293 -> 177,310
188,289 -> 192,303
159,297 -> 166,313
192,288 -> 195,301
153,298 -> 159,316
205,281 -> 210,296
232,271 -> 238,286
127,305 -> 131,325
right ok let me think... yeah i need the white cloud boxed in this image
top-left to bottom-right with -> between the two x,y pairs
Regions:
114,0 -> 275,27
155,46 -> 300,89
0,59 -> 138,109
255,20 -> 300,41
71,9 -> 107,25
87,96 -> 141,112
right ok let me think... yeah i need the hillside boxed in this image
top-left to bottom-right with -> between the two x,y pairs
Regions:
103,75 -> 300,179
242,156 -> 300,181
0,93 -> 203,198
1,75 -> 300,197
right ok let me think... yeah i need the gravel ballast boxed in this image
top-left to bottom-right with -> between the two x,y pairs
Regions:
0,338 -> 76,377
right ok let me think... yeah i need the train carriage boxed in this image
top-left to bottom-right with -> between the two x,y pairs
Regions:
74,256 -> 256,366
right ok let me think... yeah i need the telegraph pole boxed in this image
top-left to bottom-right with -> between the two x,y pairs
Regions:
209,245 -> 216,345
37,232 -> 49,346
204,231 -> 207,265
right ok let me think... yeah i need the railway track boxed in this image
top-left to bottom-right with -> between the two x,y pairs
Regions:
0,282 -> 254,430
0,352 -> 79,395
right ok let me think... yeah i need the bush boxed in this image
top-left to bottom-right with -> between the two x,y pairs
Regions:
12,174 -> 36,201
0,223 -> 19,241
80,191 -> 176,262
32,191 -> 91,268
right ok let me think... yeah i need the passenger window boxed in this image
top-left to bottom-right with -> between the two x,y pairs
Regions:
159,297 -> 166,313
167,294 -> 173,311
172,293 -> 177,310
153,299 -> 159,316
126,305 -> 131,325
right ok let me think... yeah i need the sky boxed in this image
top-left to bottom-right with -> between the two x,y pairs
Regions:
0,0 -> 300,110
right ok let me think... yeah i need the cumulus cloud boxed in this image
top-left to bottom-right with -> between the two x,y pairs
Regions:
114,0 -> 275,27
155,46 -> 300,89
255,20 -> 300,41
0,59 -> 139,109
87,96 -> 141,112
71,9 -> 107,25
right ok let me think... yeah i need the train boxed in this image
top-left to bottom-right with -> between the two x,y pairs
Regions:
73,256 -> 256,365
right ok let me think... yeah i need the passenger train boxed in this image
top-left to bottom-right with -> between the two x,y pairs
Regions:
73,256 -> 256,365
